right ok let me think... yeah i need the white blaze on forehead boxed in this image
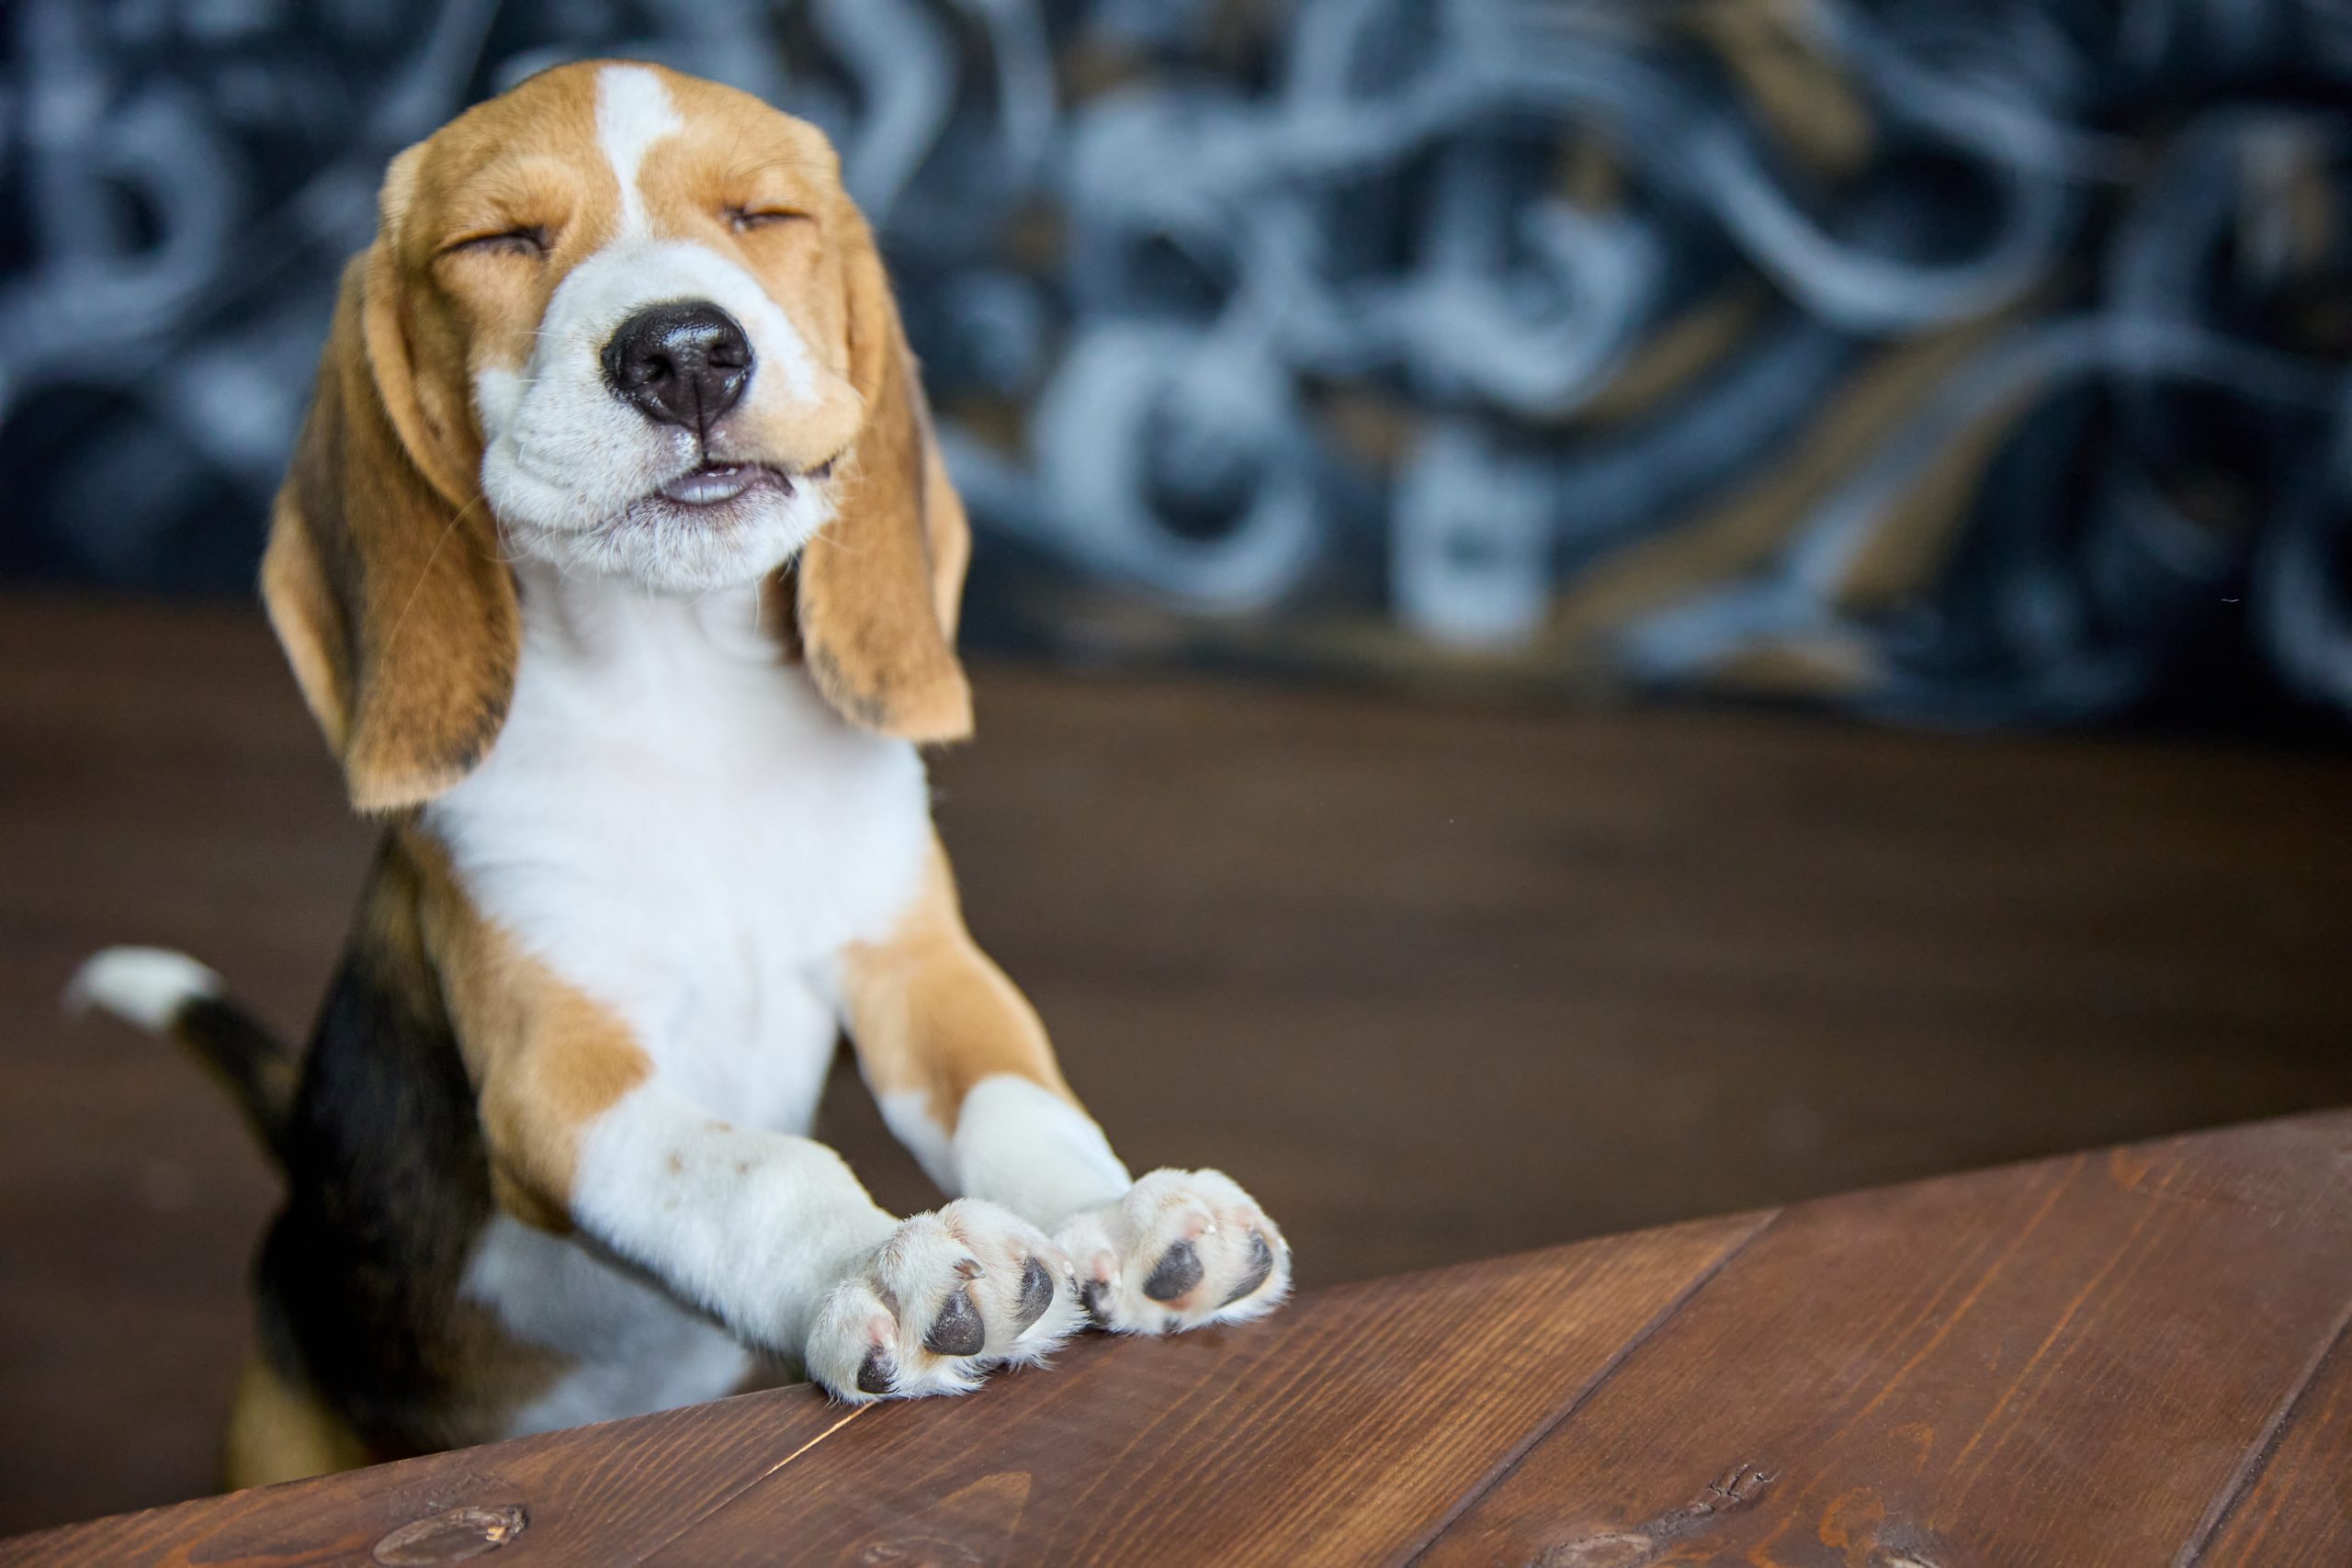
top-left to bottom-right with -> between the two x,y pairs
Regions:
597,64 -> 684,239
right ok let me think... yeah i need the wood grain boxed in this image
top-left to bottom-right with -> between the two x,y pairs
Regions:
1414,1111 -> 2352,1567
11,1115 -> 2352,1566
637,1215 -> 1766,1566
2194,1262 -> 2352,1565
0,1383 -> 849,1568
0,1216 -> 1764,1567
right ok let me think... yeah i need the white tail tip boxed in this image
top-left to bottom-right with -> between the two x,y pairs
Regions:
65,947 -> 222,1032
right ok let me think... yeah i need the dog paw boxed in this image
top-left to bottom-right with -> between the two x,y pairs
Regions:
805,1199 -> 1083,1403
1054,1168 -> 1291,1335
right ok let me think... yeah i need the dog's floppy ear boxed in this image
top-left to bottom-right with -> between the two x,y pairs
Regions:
263,152 -> 519,813
794,199 -> 974,743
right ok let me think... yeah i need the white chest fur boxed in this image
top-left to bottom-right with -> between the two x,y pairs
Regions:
427,568 -> 933,1133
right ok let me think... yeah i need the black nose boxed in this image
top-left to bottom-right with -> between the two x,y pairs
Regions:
603,300 -> 752,432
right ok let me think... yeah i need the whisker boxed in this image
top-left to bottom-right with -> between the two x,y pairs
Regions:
806,520 -> 864,557
381,491 -> 492,656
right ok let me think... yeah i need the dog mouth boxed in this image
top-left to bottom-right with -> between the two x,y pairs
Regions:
654,461 -> 790,507
498,449 -> 840,590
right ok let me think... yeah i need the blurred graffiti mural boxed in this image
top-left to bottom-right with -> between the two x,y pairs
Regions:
6,0 -> 2352,725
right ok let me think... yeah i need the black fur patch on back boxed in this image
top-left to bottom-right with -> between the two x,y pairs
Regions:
251,835 -> 550,1458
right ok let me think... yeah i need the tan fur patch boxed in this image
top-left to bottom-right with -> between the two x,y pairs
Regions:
221,1349 -> 373,1490
264,251 -> 518,814
791,175 -> 974,742
841,837 -> 1073,1133
922,422 -> 974,640
402,827 -> 650,1227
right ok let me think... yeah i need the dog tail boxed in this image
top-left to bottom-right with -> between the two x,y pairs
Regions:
66,947 -> 297,1165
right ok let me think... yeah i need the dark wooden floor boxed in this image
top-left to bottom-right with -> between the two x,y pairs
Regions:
4,593 -> 2351,1534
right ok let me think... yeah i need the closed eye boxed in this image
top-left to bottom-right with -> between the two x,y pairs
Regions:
726,206 -> 810,233
444,225 -> 551,259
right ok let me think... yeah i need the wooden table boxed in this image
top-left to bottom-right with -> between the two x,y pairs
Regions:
6,1111 -> 2347,1567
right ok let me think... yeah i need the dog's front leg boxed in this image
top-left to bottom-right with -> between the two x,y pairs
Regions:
840,842 -> 1293,1337
565,1078 -> 1087,1401
426,867 -> 1085,1404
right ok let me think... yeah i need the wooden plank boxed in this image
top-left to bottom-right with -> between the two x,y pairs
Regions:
2194,1280 -> 2352,1564
0,1215 -> 1760,1568
1416,1111 -> 2352,1567
633,1214 -> 1768,1567
0,1390 -> 851,1568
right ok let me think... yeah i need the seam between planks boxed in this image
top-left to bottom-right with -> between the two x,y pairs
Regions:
1395,1207 -> 1785,1568
2171,1282 -> 2352,1568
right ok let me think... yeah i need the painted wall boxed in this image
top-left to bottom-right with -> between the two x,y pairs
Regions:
6,0 -> 2350,726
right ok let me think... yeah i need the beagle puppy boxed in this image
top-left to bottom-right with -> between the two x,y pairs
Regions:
70,60 -> 1288,1488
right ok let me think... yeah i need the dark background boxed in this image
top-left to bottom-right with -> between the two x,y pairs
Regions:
7,0 -> 2352,733
6,0 -> 2352,1538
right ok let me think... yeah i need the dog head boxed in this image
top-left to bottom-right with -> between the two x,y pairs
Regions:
264,61 -> 972,812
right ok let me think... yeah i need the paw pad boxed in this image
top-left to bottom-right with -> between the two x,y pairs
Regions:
923,1286 -> 987,1358
1222,1230 -> 1276,1306
807,1199 -> 1083,1403
1012,1257 -> 1057,1332
1143,1239 -> 1205,1302
1053,1168 -> 1292,1336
